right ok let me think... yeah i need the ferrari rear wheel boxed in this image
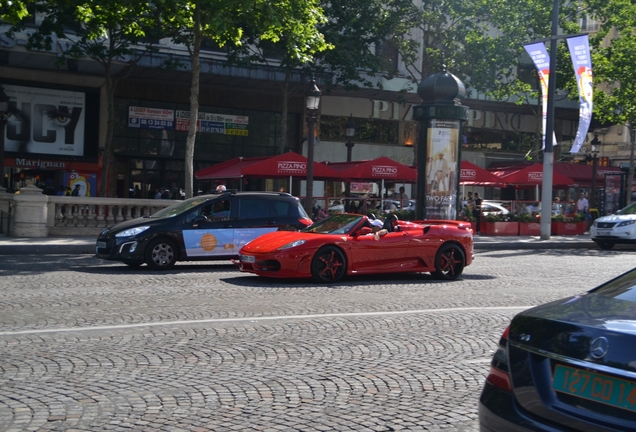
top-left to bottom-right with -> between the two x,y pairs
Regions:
311,246 -> 346,283
432,243 -> 465,281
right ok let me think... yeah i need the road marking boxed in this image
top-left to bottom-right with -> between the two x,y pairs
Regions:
0,306 -> 532,336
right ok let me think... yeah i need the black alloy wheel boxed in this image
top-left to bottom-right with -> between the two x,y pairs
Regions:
311,246 -> 347,283
432,243 -> 465,281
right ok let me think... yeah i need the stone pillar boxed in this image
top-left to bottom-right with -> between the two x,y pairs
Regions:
12,185 -> 48,237
413,66 -> 469,220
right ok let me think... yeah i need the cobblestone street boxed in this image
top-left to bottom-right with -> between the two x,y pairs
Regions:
1,248 -> 633,431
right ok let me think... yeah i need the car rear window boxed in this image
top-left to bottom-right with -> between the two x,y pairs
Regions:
592,268 -> 636,302
239,198 -> 272,219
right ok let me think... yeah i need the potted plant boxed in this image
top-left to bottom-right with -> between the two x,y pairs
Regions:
481,213 -> 519,236
457,205 -> 477,232
515,212 -> 541,236
551,212 -> 587,235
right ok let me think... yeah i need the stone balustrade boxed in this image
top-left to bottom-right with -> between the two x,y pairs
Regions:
0,185 -> 177,237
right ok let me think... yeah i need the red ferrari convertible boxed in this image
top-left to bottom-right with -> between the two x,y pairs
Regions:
236,213 -> 474,283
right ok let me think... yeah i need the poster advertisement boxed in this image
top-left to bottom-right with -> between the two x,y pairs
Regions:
4,84 -> 86,156
425,119 -> 459,220
62,171 -> 97,197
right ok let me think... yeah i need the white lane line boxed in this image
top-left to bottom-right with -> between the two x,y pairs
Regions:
0,306 -> 532,336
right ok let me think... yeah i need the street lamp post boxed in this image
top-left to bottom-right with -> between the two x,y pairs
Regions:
344,114 -> 356,198
0,85 -> 10,192
305,78 -> 321,217
587,133 -> 601,211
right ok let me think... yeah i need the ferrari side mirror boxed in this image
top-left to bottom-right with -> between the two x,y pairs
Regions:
357,227 -> 373,236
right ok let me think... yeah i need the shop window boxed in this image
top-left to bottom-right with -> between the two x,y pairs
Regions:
321,115 -> 398,145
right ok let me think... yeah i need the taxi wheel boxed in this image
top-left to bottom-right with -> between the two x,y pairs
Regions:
311,246 -> 346,283
146,238 -> 178,270
432,243 -> 465,281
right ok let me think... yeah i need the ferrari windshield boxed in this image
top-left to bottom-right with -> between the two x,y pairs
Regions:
150,197 -> 211,219
304,214 -> 364,234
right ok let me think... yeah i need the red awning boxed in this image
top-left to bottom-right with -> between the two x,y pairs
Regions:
195,152 -> 342,180
493,163 -> 575,187
460,160 -> 504,185
488,161 -> 623,187
325,156 -> 417,182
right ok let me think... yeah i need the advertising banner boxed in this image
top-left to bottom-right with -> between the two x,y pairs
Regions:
4,85 -> 86,156
128,107 -> 175,130
567,35 -> 593,154
524,43 -> 553,149
175,111 -> 249,136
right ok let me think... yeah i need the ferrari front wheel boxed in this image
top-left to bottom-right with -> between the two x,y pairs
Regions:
432,243 -> 465,281
311,246 -> 346,283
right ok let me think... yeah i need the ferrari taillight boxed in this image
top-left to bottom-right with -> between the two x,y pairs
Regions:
486,326 -> 512,392
299,217 -> 313,226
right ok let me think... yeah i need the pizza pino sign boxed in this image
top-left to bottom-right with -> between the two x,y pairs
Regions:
277,161 -> 307,174
461,169 -> 477,181
527,172 -> 543,182
372,165 -> 398,177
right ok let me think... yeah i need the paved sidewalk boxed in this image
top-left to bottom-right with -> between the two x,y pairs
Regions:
0,233 -> 597,255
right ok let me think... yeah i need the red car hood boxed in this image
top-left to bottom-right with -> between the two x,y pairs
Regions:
241,231 -> 323,253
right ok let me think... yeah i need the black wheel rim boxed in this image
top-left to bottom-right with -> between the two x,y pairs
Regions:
437,246 -> 463,278
316,250 -> 344,281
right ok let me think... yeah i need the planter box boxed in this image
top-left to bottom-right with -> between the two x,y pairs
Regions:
551,221 -> 587,235
518,222 -> 541,236
481,221 -> 519,236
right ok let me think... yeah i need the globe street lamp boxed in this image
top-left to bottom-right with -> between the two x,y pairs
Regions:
0,85 -> 10,191
344,114 -> 356,197
587,132 -> 601,211
305,78 -> 321,217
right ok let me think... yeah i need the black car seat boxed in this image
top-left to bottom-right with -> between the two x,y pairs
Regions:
383,214 -> 398,232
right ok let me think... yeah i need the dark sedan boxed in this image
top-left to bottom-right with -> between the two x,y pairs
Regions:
479,268 -> 636,431
95,191 -> 312,269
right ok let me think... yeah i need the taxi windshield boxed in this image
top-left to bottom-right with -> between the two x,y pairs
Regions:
150,197 -> 210,219
303,214 -> 364,234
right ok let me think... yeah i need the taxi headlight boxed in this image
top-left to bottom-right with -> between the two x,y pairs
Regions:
115,226 -> 150,237
617,220 -> 636,227
278,239 -> 306,250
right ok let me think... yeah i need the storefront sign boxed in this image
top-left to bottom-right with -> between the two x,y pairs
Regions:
371,166 -> 398,177
277,161 -> 307,174
14,158 -> 67,169
4,85 -> 86,157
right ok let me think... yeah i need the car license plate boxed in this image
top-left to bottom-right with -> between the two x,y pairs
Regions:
97,241 -> 107,249
240,254 -> 255,263
597,230 -> 610,236
553,364 -> 636,412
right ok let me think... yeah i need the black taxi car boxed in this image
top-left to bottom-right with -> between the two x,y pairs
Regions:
95,191 -> 312,269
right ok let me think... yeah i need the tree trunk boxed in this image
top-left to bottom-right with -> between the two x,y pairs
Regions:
100,70 -> 116,197
628,118 -> 635,205
185,7 -> 202,199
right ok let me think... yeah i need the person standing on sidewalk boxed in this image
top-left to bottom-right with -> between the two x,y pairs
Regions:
473,193 -> 483,234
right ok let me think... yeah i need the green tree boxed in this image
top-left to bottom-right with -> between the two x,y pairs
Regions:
10,0 -> 160,197
155,0 -> 328,198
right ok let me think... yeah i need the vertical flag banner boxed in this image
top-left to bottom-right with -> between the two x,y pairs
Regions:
524,43 -> 556,149
567,35 -> 593,154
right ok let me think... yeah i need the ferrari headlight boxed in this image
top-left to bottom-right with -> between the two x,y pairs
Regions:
278,239 -> 306,250
617,220 -> 636,227
115,226 -> 150,237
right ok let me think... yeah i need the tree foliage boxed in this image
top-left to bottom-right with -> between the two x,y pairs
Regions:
155,0 -> 329,198
584,0 -> 636,202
